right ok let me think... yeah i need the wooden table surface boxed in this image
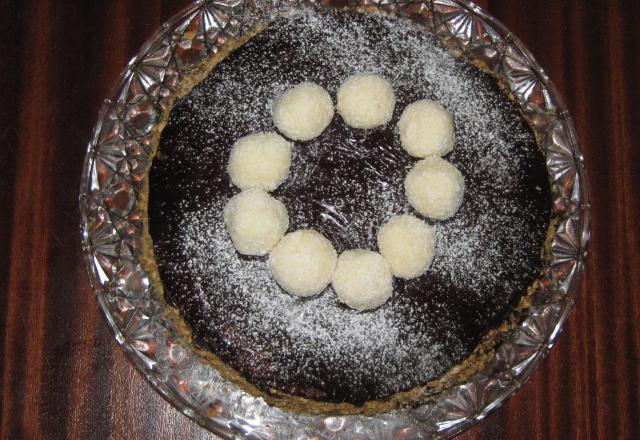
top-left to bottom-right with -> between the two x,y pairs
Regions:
1,0 -> 639,439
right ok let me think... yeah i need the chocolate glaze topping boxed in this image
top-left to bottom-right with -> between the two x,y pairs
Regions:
148,10 -> 552,405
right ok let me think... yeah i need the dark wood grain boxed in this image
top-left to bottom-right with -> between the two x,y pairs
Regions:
1,1 -> 638,439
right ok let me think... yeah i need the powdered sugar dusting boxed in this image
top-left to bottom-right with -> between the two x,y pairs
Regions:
149,9 -> 551,402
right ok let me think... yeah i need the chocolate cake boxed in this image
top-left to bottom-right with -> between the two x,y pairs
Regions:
144,9 -> 553,414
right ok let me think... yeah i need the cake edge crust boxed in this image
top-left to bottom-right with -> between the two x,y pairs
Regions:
138,7 -> 557,416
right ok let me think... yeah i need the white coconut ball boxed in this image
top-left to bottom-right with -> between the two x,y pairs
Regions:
404,157 -> 465,221
227,132 -> 292,191
337,73 -> 396,129
377,215 -> 437,279
272,82 -> 334,141
223,188 -> 289,256
269,230 -> 337,297
398,99 -> 455,158
332,250 -> 393,311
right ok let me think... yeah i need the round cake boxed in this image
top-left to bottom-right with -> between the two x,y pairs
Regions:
146,9 -> 552,413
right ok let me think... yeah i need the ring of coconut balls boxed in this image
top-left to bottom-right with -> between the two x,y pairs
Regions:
223,79 -> 465,311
